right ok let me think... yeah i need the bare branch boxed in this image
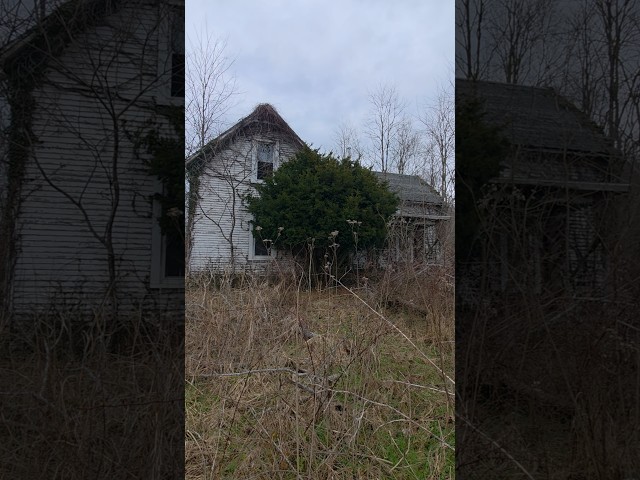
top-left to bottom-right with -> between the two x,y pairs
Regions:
185,30 -> 238,155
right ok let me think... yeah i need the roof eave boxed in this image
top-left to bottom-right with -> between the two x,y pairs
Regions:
494,176 -> 629,193
185,104 -> 306,168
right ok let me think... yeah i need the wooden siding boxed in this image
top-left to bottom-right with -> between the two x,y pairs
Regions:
189,132 -> 301,272
0,88 -> 7,211
456,79 -> 624,303
10,1 -> 183,316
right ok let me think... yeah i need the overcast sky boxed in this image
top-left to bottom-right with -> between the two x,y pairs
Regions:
186,0 -> 454,156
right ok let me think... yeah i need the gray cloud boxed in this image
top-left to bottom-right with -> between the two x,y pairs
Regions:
187,0 -> 453,155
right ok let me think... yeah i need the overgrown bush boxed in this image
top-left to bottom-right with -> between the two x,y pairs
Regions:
245,147 -> 398,279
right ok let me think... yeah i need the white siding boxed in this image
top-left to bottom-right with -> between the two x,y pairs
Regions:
190,133 -> 301,272
10,1 -> 184,316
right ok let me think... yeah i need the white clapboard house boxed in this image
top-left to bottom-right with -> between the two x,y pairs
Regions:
0,0 -> 185,321
186,103 -> 449,274
186,103 -> 305,273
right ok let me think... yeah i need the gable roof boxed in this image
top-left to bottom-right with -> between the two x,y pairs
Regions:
0,0 -> 123,79
373,171 -> 444,207
186,103 -> 306,170
456,79 -> 615,155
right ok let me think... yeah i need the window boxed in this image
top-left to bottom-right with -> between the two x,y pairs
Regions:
256,142 -> 275,180
568,205 -> 600,290
151,185 -> 185,288
423,223 -> 441,263
164,221 -> 185,277
249,230 -> 275,261
170,5 -> 185,97
254,237 -> 271,257
157,3 -> 185,102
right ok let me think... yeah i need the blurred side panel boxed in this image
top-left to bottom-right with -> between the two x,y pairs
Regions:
0,0 -> 184,477
456,0 -> 639,478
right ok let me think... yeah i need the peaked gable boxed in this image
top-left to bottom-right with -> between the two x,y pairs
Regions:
186,103 -> 306,172
0,0 -> 125,78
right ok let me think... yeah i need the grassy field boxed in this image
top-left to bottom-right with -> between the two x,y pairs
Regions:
457,299 -> 640,479
185,266 -> 454,479
0,313 -> 184,478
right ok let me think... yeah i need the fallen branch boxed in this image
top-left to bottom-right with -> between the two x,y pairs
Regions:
457,412 -> 536,480
388,379 -> 454,396
194,367 -> 308,378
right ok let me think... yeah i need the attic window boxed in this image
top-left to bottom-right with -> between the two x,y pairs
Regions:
257,142 -> 275,180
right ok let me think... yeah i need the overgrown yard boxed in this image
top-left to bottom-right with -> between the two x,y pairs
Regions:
185,267 -> 454,479
0,314 -> 184,478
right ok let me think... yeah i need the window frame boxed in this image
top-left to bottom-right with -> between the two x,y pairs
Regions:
252,139 -> 279,183
150,181 -> 185,289
156,1 -> 185,105
248,226 -> 276,261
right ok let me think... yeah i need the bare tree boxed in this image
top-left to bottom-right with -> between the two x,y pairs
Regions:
190,141 -> 255,275
456,0 -> 489,80
557,4 -> 602,121
184,30 -> 240,267
393,116 -> 420,175
420,87 -> 454,204
1,0 -> 185,319
456,0 -> 566,86
333,120 -> 364,162
594,0 -> 635,147
365,84 -> 404,173
185,30 -> 238,156
556,0 -> 640,161
487,0 -> 558,84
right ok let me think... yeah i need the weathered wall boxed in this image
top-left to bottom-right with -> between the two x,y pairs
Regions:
189,131 -> 301,273
9,0 -> 184,317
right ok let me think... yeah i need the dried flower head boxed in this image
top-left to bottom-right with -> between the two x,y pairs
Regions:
331,230 -> 339,237
255,226 -> 263,231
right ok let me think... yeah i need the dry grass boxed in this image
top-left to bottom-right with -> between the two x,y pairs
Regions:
0,312 -> 184,479
457,299 -> 640,479
185,265 -> 454,479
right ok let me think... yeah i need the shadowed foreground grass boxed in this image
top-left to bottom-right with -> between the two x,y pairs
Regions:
185,267 -> 454,479
0,314 -> 184,478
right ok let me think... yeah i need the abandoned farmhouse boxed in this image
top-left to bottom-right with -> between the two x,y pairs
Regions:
186,103 -> 449,274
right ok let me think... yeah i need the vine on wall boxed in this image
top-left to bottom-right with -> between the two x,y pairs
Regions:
140,105 -> 185,237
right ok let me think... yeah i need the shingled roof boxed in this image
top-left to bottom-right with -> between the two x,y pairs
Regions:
373,171 -> 447,220
456,78 -> 628,192
186,103 -> 306,170
373,172 -> 443,205
456,79 -> 615,155
0,0 -> 122,79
